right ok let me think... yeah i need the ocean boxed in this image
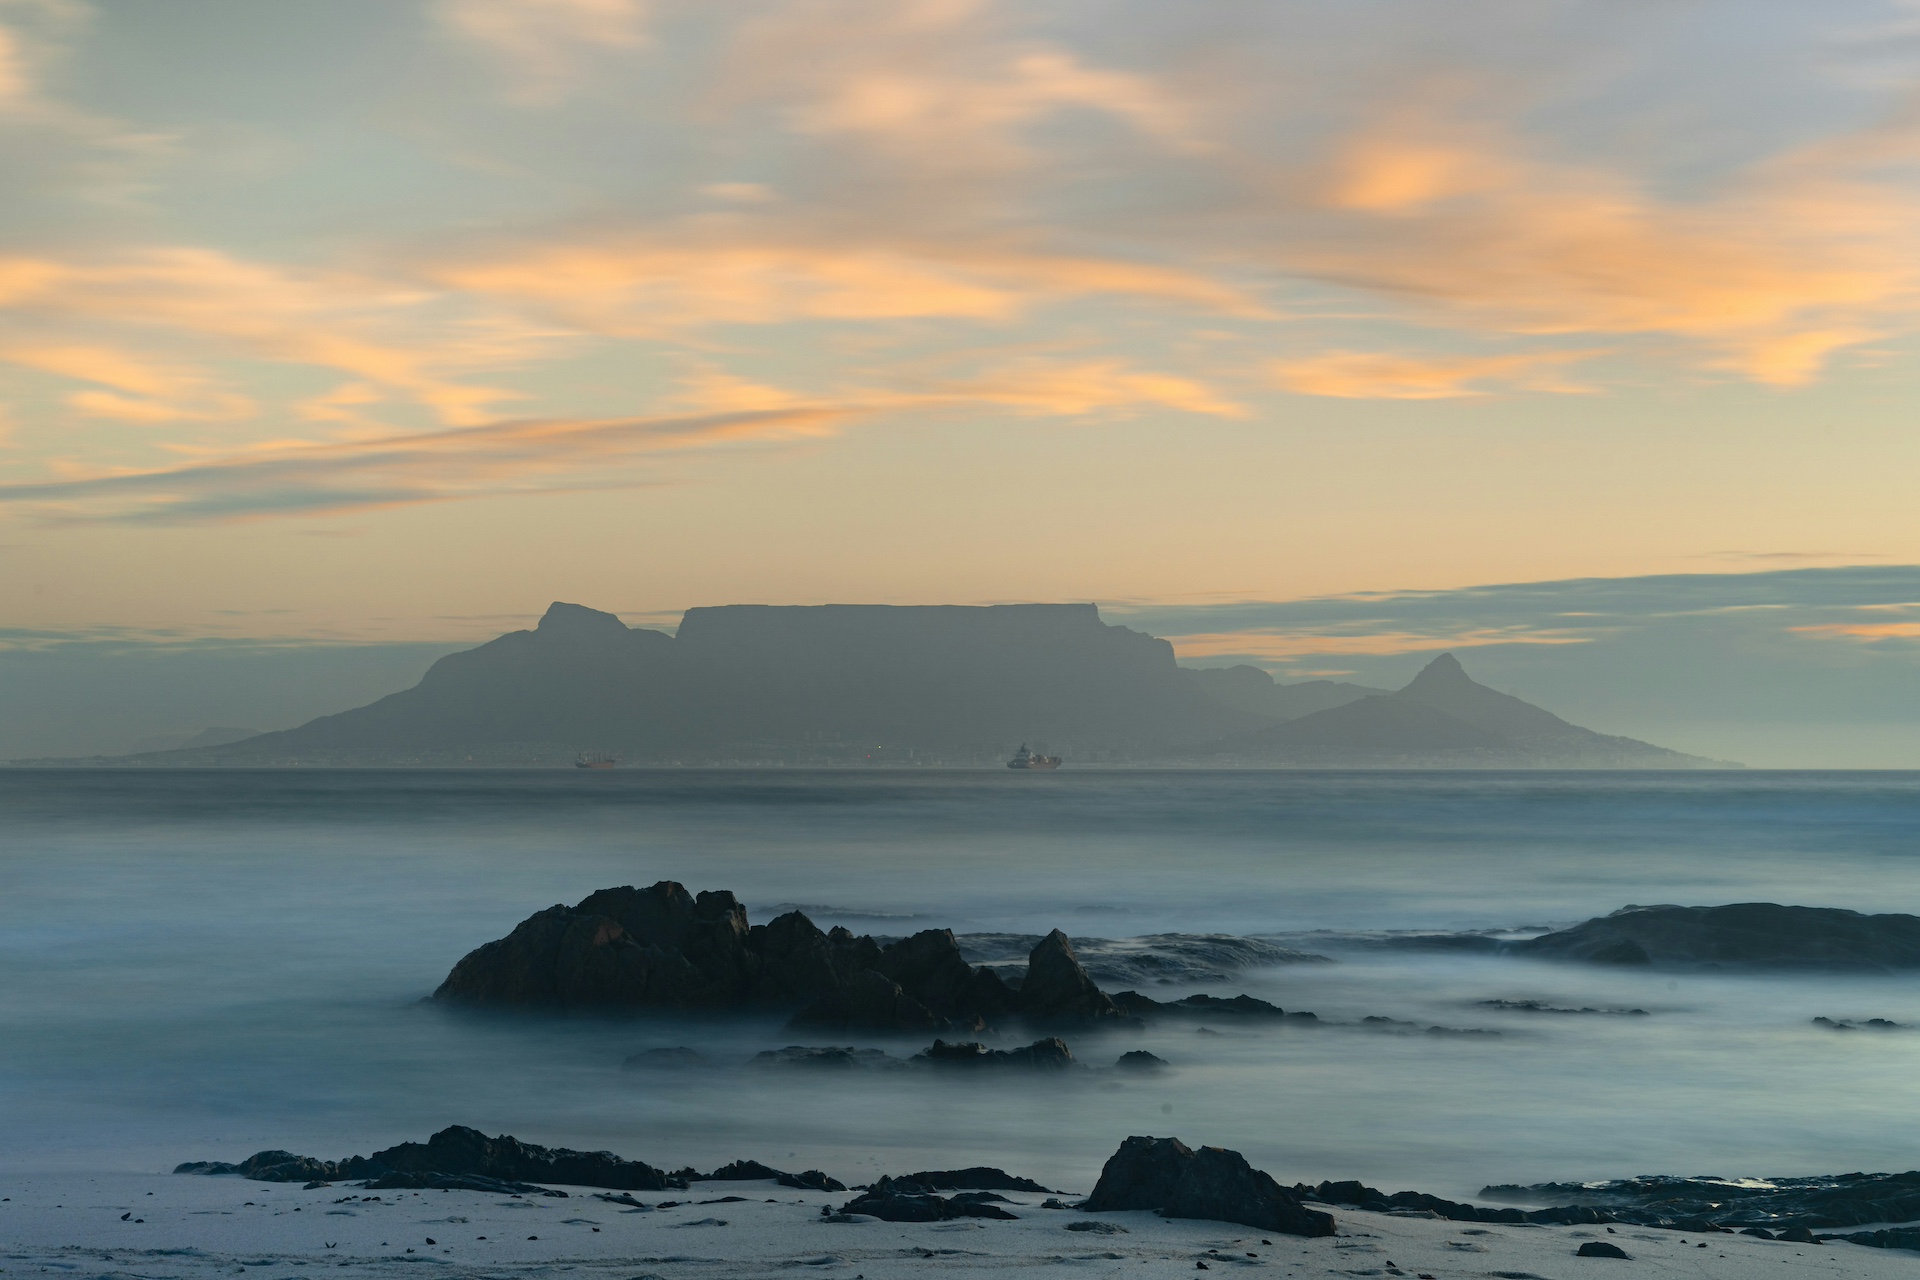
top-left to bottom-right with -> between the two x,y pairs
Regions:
3,768 -> 1918,1202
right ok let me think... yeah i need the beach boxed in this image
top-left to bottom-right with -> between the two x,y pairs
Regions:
5,1168 -> 1910,1279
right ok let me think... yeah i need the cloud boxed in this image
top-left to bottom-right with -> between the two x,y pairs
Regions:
0,247 -> 548,425
718,0 -> 1198,178
1272,99 -> 1920,385
428,233 -> 1262,334
1791,622 -> 1920,642
438,0 -> 649,102
0,404 -> 854,523
1270,349 -> 1598,400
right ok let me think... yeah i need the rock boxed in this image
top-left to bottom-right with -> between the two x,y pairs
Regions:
1576,1240 -> 1631,1258
1020,931 -> 1121,1021
1115,1050 -> 1170,1071
912,1037 -> 1078,1069
1812,1016 -> 1906,1031
879,1169 -> 1053,1193
779,1170 -> 847,1193
1066,1220 -> 1128,1233
1085,1136 -> 1335,1237
176,1126 -> 686,1191
623,1047 -> 705,1069
1515,903 -> 1920,970
1836,1227 -> 1920,1249
1479,1169 -> 1920,1231
837,1189 -> 1018,1222
700,1160 -> 845,1192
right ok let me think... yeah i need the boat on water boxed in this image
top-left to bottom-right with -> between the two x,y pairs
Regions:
1007,744 -> 1062,770
573,752 -> 618,770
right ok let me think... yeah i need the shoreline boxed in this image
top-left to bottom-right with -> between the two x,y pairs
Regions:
2,1168 -> 1909,1279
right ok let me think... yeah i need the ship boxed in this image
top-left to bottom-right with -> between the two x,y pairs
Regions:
573,752 -> 618,770
1007,743 -> 1062,770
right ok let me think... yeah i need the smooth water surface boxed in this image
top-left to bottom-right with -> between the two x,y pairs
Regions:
3,768 -> 1919,1200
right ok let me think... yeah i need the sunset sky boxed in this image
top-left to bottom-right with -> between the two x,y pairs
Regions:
5,0 -> 1920,758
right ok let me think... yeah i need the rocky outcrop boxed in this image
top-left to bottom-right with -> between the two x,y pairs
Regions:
1085,1136 -> 1335,1237
1514,903 -> 1920,970
836,1188 -> 1020,1222
175,1125 -> 685,1191
913,1037 -> 1078,1069
704,1160 -> 845,1192
435,882 -> 1112,1031
883,1168 -> 1054,1193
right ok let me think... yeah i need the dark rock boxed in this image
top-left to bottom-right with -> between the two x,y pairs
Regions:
1115,1050 -> 1169,1071
1516,904 -> 1920,970
1085,1136 -> 1334,1237
623,1047 -> 704,1069
1576,1240 -> 1631,1258
1776,1225 -> 1818,1243
699,1160 -> 845,1192
705,1160 -> 784,1181
912,1037 -> 1078,1069
837,1189 -> 1018,1222
882,1168 -> 1053,1194
1020,931 -> 1121,1021
779,1170 -> 847,1193
365,1125 -> 680,1191
1066,1220 -> 1128,1233
1836,1227 -> 1920,1249
1478,1169 -> 1920,1231
1477,1000 -> 1648,1016
176,1125 -> 685,1191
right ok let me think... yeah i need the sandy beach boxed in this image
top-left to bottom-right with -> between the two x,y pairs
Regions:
2,1168 -> 1909,1280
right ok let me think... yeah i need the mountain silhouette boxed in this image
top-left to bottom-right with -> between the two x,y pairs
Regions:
1223,651 -> 1717,766
180,602 -> 1257,765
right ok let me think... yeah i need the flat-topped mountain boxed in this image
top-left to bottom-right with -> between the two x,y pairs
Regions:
175,601 -> 1255,765
1210,652 -> 1722,767
139,603 -> 1719,767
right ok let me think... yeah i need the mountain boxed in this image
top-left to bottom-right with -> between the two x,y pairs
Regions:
1217,651 -> 1722,767
170,602 -> 1257,765
1184,665 -> 1390,721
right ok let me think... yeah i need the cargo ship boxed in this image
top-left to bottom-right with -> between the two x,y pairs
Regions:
1007,744 -> 1062,770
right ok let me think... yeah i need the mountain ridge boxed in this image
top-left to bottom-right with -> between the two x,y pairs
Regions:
73,603 -> 1727,768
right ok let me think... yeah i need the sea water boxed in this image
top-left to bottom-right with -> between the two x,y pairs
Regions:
2,768 -> 1919,1201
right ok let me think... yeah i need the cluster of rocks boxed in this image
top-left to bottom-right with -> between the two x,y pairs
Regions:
434,882 -> 1126,1031
1514,902 -> 1920,969
1812,1016 -> 1907,1031
1477,1168 -> 1920,1234
955,931 -> 1329,987
176,1126 -> 834,1194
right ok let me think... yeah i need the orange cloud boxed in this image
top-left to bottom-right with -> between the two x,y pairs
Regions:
430,236 -> 1260,333
1270,349 -> 1598,400
1791,622 -> 1920,642
1286,104 -> 1920,385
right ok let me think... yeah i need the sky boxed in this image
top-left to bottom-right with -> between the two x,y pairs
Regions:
3,1 -> 1920,761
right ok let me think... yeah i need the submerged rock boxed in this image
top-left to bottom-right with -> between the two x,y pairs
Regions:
750,1045 -> 906,1070
1114,1050 -> 1170,1071
913,1037 -> 1078,1069
1515,903 -> 1920,970
1085,1136 -> 1335,1237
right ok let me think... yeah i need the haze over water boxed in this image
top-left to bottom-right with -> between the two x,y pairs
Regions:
5,768 -> 1919,1203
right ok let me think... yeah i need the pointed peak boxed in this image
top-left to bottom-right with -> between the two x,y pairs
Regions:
536,601 -> 628,634
1405,651 -> 1473,690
